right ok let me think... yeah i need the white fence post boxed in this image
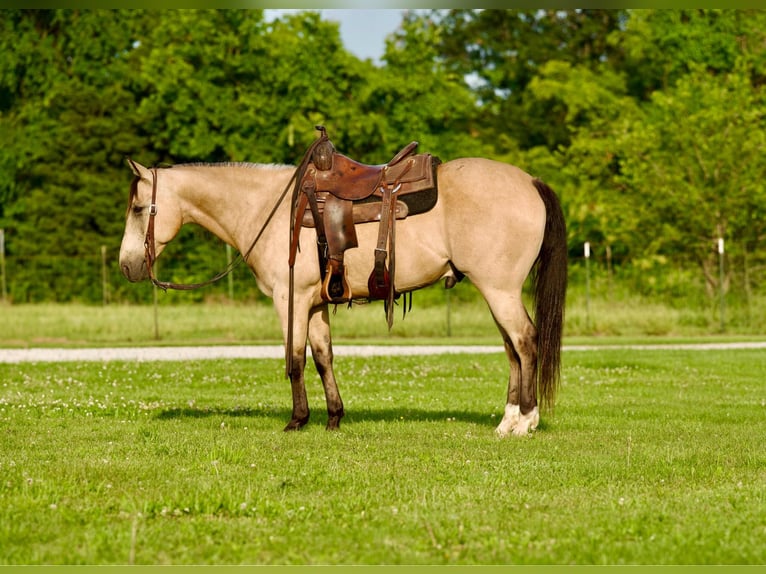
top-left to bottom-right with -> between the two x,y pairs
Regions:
718,238 -> 725,332
584,241 -> 591,331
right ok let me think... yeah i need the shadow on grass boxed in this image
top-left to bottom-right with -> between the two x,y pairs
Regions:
154,404 -> 550,431
345,407 -> 492,427
155,405 -> 290,422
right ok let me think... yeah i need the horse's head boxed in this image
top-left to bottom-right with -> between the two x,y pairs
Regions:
119,159 -> 183,282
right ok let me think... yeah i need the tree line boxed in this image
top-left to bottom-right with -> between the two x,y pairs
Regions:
1,9 -> 765,306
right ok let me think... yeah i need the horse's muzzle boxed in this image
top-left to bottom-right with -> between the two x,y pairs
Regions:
120,259 -> 148,283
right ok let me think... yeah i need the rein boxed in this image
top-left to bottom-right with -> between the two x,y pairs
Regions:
143,166 -> 295,291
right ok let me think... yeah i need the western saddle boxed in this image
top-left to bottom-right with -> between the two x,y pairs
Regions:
289,126 -> 440,326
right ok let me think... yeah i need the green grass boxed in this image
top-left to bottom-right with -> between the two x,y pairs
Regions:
0,300 -> 503,347
1,349 -> 764,564
1,294 -> 766,349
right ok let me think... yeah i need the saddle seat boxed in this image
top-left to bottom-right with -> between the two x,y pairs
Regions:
313,141 -> 421,201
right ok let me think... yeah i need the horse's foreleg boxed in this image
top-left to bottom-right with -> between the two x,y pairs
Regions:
275,292 -> 311,431
285,344 -> 310,431
307,305 -> 345,430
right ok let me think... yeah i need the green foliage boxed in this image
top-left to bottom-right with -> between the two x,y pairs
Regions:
523,60 -> 640,258
1,9 -> 766,310
0,10 -> 146,302
615,9 -> 766,98
372,13 -> 488,160
1,349 -> 765,563
618,61 -> 766,295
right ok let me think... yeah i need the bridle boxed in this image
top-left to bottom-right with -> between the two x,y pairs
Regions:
141,166 -> 294,291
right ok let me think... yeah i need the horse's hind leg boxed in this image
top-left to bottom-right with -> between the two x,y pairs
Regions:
484,290 -> 539,436
307,305 -> 345,430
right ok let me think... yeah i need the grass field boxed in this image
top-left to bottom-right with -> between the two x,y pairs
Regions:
1,347 -> 764,564
1,295 -> 766,348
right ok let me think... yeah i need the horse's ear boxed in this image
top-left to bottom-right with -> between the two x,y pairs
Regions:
126,157 -> 151,181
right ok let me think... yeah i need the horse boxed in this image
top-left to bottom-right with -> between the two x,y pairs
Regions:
119,155 -> 567,437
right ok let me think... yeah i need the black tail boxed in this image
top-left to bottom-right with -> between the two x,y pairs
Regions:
532,179 -> 567,411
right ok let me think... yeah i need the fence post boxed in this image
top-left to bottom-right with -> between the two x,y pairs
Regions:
101,245 -> 109,306
584,241 -> 591,332
606,243 -> 613,302
0,229 -> 6,304
718,238 -> 725,332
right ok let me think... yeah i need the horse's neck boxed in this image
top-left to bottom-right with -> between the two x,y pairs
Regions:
173,165 -> 294,248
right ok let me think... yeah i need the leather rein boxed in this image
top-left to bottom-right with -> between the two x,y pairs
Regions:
142,166 -> 294,291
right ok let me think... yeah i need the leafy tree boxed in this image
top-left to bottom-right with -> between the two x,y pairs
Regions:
618,62 -> 766,296
2,7 -> 766,312
0,10 -> 149,301
429,9 -> 627,152
256,11 -> 381,163
366,11 -> 488,161
615,9 -> 766,99
521,60 -> 641,264
131,10 -> 378,166
0,10 -> 385,302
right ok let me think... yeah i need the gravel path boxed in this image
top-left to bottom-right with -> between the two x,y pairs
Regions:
1,341 -> 765,364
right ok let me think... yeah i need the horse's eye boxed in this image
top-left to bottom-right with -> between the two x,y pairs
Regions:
132,205 -> 143,215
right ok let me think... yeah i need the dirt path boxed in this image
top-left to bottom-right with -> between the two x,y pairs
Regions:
1,342 -> 765,364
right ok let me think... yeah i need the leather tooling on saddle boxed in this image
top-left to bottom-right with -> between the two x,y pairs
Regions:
288,126 -> 440,326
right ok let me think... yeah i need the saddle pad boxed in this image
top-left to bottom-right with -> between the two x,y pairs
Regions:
357,185 -> 438,216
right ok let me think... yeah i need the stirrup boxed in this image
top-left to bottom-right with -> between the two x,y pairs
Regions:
367,261 -> 390,301
321,263 -> 352,303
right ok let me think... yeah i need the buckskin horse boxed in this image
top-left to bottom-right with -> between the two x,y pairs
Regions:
119,135 -> 567,437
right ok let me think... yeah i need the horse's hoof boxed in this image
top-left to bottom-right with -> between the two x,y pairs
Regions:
283,417 -> 308,431
495,404 -> 539,437
495,404 -> 520,438
325,416 -> 342,431
513,406 -> 539,436
325,408 -> 344,431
